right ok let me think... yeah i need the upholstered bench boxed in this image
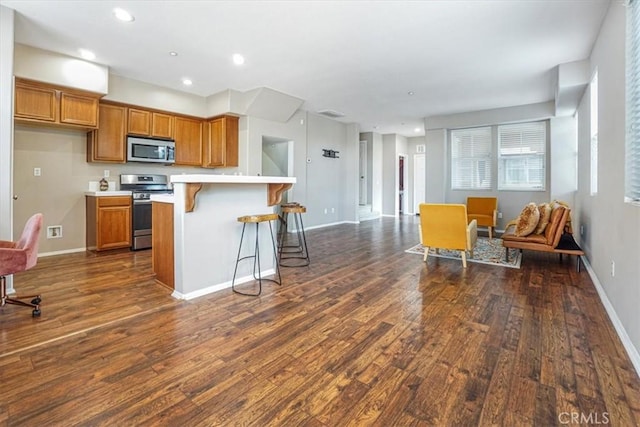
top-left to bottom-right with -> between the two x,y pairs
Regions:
502,203 -> 584,270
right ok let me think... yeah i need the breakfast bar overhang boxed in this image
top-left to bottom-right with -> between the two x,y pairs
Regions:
151,175 -> 296,299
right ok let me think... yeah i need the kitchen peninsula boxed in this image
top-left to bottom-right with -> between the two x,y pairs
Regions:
151,174 -> 296,299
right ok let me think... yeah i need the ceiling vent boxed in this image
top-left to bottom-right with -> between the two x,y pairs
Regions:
317,109 -> 345,119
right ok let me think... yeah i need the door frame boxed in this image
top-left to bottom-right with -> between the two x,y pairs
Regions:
359,140 -> 367,205
413,153 -> 425,214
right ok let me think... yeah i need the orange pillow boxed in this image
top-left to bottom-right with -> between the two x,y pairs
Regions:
515,203 -> 540,237
535,203 -> 552,234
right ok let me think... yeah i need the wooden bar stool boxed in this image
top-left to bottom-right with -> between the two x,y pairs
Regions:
278,204 -> 310,267
231,213 -> 281,296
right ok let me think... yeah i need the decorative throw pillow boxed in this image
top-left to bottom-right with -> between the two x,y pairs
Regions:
515,202 -> 540,237
535,203 -> 552,234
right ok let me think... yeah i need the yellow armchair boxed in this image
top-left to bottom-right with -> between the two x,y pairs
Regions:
419,203 -> 478,268
466,197 -> 498,239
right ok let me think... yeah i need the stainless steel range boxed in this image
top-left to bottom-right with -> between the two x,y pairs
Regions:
120,174 -> 172,250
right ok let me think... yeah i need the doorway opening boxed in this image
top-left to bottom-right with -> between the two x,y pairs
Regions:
262,136 -> 293,202
413,153 -> 425,214
398,155 -> 407,215
359,140 -> 367,206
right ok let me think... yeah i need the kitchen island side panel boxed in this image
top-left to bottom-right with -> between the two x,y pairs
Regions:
172,182 -> 279,298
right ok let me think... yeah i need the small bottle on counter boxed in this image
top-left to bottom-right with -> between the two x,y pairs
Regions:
99,178 -> 109,191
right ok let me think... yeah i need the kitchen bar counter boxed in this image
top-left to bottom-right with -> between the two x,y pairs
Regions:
154,174 -> 296,299
171,174 -> 294,213
84,190 -> 132,196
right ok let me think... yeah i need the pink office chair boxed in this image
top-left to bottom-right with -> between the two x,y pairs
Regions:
0,213 -> 43,317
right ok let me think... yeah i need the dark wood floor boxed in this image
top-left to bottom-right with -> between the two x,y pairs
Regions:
1,216 -> 639,426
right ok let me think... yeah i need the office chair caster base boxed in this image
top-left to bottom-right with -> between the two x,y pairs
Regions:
32,297 -> 41,305
32,309 -> 41,317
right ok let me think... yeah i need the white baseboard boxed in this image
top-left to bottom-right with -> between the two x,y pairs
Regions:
172,268 -> 276,300
581,256 -> 640,377
38,247 -> 87,257
304,221 -> 349,231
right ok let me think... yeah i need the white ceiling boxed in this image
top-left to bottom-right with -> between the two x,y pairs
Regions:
1,0 -> 611,136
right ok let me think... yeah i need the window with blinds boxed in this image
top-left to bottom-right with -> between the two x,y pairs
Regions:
626,0 -> 640,203
497,121 -> 546,190
451,127 -> 492,190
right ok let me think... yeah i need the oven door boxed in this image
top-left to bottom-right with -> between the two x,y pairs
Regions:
132,200 -> 152,250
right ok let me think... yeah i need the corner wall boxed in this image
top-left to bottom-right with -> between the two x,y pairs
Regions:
575,2 -> 640,369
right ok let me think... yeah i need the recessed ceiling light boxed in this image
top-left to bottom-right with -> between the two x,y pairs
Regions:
408,91 -> 414,96
169,51 -> 178,57
113,8 -> 135,22
414,127 -> 421,133
182,79 -> 193,86
232,54 -> 245,65
79,49 -> 96,60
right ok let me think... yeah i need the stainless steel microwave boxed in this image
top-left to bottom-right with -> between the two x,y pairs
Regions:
127,136 -> 175,164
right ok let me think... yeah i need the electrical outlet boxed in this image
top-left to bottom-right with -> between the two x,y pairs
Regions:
34,167 -> 41,176
331,207 -> 335,213
611,260 -> 615,277
324,208 -> 328,214
103,170 -> 110,178
47,225 -> 62,239
498,212 -> 502,219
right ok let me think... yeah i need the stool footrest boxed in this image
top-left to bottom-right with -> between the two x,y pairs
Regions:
232,217 -> 282,296
278,208 -> 310,268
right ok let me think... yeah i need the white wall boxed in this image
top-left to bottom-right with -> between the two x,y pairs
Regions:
0,6 -> 14,242
306,113 -> 349,226
105,74 -> 207,117
575,2 -> 640,369
341,123 -> 360,223
14,44 -> 108,94
244,111 -> 307,201
425,128 -> 446,204
371,133 -> 383,214
406,136 -> 426,214
0,6 -> 15,291
382,134 -> 397,216
550,116 -> 578,205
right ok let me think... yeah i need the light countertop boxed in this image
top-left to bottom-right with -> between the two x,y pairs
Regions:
150,194 -> 175,203
84,191 -> 132,196
170,175 -> 296,184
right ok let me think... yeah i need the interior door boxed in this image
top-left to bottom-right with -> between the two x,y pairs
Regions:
414,154 -> 426,214
359,141 -> 367,205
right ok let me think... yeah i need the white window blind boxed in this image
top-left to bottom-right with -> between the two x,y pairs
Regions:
451,127 -> 492,190
497,121 -> 546,190
626,0 -> 640,202
591,71 -> 599,196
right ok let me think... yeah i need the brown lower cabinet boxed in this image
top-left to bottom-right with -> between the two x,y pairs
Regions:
152,201 -> 174,289
86,196 -> 132,251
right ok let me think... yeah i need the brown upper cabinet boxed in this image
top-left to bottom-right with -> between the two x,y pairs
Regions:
87,103 -> 127,163
203,115 -> 239,168
127,108 -> 174,139
14,78 -> 101,129
174,116 -> 203,166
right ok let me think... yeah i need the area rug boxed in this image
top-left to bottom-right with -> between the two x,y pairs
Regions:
405,237 -> 521,268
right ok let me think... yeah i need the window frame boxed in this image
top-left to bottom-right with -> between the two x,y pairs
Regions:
591,70 -> 599,196
497,121 -> 547,191
450,126 -> 493,191
625,0 -> 640,204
